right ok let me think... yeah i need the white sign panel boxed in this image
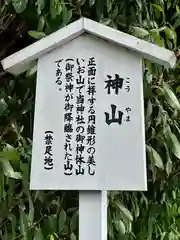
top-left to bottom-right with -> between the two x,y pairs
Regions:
30,34 -> 147,191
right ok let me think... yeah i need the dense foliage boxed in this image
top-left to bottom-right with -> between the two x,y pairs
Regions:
0,0 -> 180,239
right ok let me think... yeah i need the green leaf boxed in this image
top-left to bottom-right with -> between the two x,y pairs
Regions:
133,26 -> 149,37
37,16 -> 45,32
89,0 -> 96,7
26,63 -> 37,77
11,215 -> 16,239
172,12 -> 180,20
166,129 -> 180,159
146,99 -> 153,129
37,0 -> 45,10
12,0 -> 28,13
100,18 -> 111,25
148,215 -> 153,239
48,214 -> 57,232
147,145 -> 164,170
57,4 -> 62,15
0,159 -> 22,179
106,0 -> 112,12
4,144 -> 16,153
136,0 -> 142,9
169,232 -> 176,240
172,190 -> 176,199
28,31 -> 46,39
160,232 -> 166,240
50,0 -> 56,19
61,224 -> 69,235
114,220 -> 126,235
176,4 -> 180,12
131,196 -> 140,219
174,16 -> 180,29
34,229 -> 44,240
96,0 -> 105,19
164,143 -> 172,177
0,145 -> 20,161
108,209 -> 114,238
50,234 -> 55,240
145,71 -> 153,83
62,6 -> 72,25
151,26 -> 166,33
111,5 -> 118,19
152,4 -> 165,19
0,98 -> 8,117
59,209 -> 66,232
116,15 -> 127,28
176,85 -> 180,94
21,163 -> 29,194
20,209 -> 28,240
150,30 -> 164,47
70,211 -> 78,232
163,83 -> 180,110
67,207 -> 78,214
70,233 -> 76,240
165,27 -> 177,48
166,158 -> 172,176
167,0 -> 171,9
28,194 -> 34,227
114,202 -> 133,222
166,39 -> 173,49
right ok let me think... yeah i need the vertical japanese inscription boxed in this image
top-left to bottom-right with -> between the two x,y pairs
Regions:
87,57 -> 96,175
55,59 -> 63,91
44,131 -> 54,170
75,58 -> 86,175
64,59 -> 74,175
55,57 -> 97,176
104,74 -> 132,124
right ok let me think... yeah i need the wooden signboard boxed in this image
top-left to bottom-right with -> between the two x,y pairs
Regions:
1,18 -> 176,240
30,34 -> 147,191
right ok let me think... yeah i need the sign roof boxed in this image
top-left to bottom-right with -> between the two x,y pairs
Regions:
1,17 -> 176,75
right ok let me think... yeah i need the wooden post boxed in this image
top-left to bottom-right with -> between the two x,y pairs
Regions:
79,191 -> 107,240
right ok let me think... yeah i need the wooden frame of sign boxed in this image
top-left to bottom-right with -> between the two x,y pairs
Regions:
1,18 -> 176,240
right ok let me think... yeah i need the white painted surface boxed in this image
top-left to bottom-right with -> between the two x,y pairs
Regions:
84,18 -> 176,68
79,191 -> 107,240
1,19 -> 84,75
1,18 -> 176,74
30,34 -> 147,191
